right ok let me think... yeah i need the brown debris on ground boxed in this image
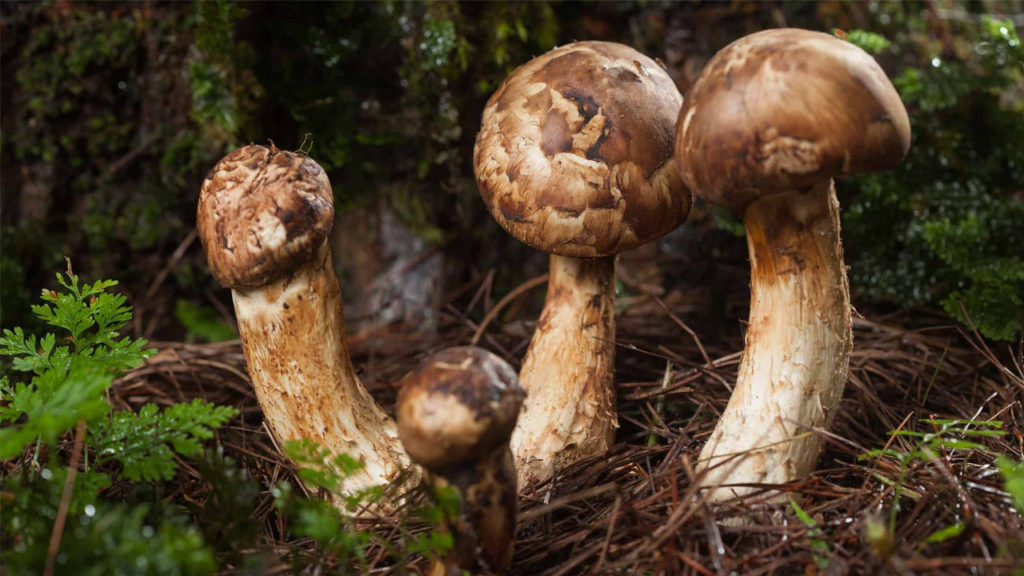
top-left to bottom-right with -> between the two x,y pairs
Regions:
111,276 -> 1024,575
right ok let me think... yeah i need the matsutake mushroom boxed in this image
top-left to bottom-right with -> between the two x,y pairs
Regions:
674,29 -> 910,502
474,41 -> 691,486
197,145 -> 414,510
397,346 -> 524,576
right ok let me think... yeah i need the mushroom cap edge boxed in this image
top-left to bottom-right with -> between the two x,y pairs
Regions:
675,28 -> 911,211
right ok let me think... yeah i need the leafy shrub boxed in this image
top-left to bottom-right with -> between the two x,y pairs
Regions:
842,14 -> 1024,340
0,271 -> 235,574
3,478 -> 217,576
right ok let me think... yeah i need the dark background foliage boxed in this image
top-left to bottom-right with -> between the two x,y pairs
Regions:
2,0 -> 1022,341
2,2 -> 1023,573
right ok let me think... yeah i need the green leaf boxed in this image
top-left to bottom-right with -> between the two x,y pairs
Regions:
91,399 -> 238,482
283,438 -> 370,496
932,439 -> 989,451
790,499 -> 830,569
3,269 -> 235,483
0,329 -> 58,374
272,480 -> 370,565
925,418 -> 1002,429
842,29 -> 892,54
790,498 -> 817,527
996,455 -> 1024,515
0,362 -> 113,458
923,523 -> 965,544
174,299 -> 237,343
0,271 -> 157,457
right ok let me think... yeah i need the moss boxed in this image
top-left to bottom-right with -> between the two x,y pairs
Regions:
3,0 -> 1020,341
1,3 -> 232,335
843,14 -> 1024,340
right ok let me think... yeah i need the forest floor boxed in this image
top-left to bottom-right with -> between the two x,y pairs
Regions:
112,272 -> 1024,575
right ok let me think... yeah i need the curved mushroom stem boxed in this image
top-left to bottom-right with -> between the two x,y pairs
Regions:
426,446 -> 517,576
511,254 -> 616,486
697,180 -> 851,501
199,146 -> 418,514
232,243 -> 413,508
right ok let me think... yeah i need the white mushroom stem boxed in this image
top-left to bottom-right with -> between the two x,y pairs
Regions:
232,242 -> 412,505
511,254 -> 616,486
697,180 -> 852,501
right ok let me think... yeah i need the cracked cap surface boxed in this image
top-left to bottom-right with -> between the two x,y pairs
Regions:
675,28 -> 911,211
474,41 -> 691,258
397,346 -> 524,471
197,145 -> 334,289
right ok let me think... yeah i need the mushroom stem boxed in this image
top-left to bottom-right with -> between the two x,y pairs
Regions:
231,242 -> 411,499
426,446 -> 517,576
198,145 -> 415,513
396,346 -> 522,575
697,180 -> 851,500
511,254 -> 616,486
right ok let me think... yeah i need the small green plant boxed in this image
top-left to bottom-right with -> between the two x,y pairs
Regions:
789,499 -> 831,570
272,438 -> 456,573
1,273 -> 152,455
1,270 -> 236,574
174,299 -> 236,343
840,29 -> 893,54
3,475 -> 218,576
860,418 -> 1005,538
997,455 -> 1024,516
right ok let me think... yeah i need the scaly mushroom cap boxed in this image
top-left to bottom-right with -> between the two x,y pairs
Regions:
197,145 -> 334,289
475,41 -> 691,258
397,347 -> 524,471
675,28 -> 911,211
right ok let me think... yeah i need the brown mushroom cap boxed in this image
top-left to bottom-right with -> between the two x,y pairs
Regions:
675,28 -> 911,211
474,41 -> 691,258
396,347 -> 524,471
197,145 -> 334,289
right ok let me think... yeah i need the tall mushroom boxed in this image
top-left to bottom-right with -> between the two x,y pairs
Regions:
674,29 -> 910,501
474,41 -> 691,485
397,346 -> 524,576
197,145 -> 413,509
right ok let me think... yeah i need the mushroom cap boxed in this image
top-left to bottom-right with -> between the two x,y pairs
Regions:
474,41 -> 691,258
675,28 -> 911,211
197,145 -> 334,289
396,347 -> 524,471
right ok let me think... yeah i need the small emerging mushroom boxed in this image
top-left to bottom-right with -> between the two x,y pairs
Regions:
197,145 -> 414,510
474,41 -> 691,485
675,29 -> 910,501
397,346 -> 524,576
